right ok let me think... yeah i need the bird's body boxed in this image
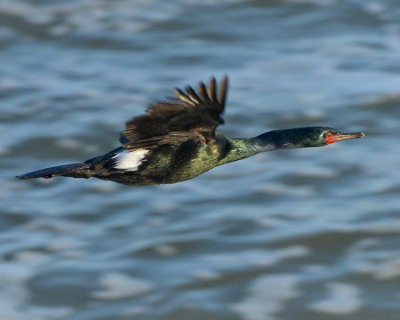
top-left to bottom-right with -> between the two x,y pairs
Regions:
17,76 -> 364,186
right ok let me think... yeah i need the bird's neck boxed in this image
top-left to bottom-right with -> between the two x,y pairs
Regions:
219,128 -> 315,165
254,128 -> 314,151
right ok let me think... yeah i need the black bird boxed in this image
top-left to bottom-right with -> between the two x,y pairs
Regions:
17,76 -> 364,186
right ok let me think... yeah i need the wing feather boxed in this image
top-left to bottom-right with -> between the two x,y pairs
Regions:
218,76 -> 228,106
122,76 -> 229,150
207,77 -> 217,102
173,88 -> 194,105
197,81 -> 208,100
185,86 -> 201,104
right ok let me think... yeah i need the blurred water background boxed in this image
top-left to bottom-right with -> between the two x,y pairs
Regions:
1,0 -> 400,319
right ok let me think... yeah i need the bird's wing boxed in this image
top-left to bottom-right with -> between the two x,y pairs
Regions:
122,76 -> 228,149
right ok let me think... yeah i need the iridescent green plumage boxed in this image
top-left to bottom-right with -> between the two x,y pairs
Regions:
17,77 -> 364,186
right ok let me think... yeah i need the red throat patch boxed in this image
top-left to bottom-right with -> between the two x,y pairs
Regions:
325,134 -> 336,145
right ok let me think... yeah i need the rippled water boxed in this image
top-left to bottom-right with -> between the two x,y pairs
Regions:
1,0 -> 400,319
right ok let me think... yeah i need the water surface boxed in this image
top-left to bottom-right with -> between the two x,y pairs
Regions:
1,0 -> 400,319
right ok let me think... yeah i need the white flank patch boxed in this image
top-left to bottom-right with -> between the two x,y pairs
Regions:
114,149 -> 149,171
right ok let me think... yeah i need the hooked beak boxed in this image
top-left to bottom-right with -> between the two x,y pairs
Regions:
327,131 -> 365,144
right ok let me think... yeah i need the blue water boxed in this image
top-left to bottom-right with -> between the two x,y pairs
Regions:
1,0 -> 400,319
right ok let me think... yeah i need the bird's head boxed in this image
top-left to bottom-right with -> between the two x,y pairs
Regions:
303,126 -> 365,147
261,126 -> 365,149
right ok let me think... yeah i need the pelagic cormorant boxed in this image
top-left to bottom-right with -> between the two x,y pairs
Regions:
17,76 -> 364,186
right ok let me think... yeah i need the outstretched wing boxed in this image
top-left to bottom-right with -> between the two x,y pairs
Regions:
121,76 -> 228,149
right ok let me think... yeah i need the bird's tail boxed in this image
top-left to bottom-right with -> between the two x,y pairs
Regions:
17,163 -> 91,180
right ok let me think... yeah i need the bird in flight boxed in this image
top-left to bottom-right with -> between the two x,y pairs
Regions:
17,76 -> 364,186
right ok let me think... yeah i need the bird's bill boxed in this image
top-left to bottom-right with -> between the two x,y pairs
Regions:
328,131 -> 365,144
